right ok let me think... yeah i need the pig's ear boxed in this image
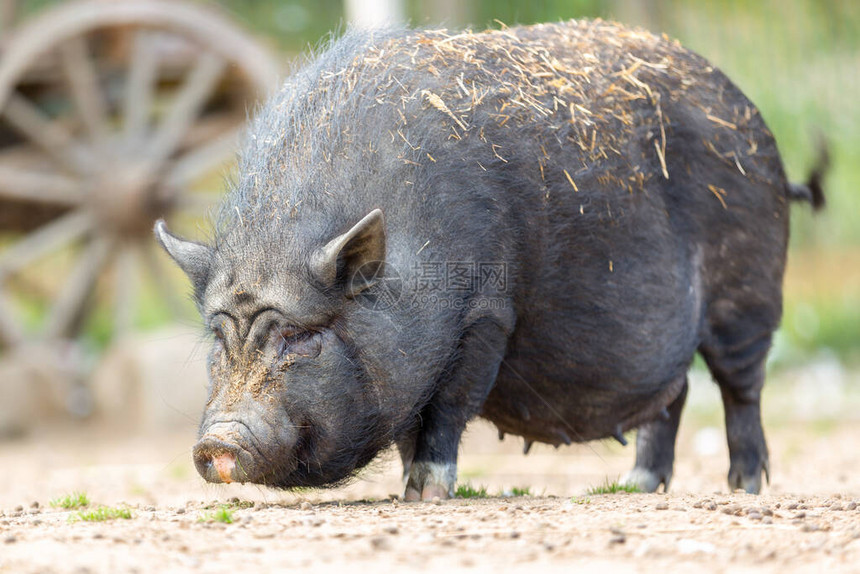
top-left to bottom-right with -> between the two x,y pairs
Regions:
153,219 -> 212,293
311,209 -> 386,297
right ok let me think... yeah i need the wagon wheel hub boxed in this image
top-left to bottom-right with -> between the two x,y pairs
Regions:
0,0 -> 278,356
90,160 -> 172,238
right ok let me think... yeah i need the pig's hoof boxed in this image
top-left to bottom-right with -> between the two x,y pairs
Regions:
728,459 -> 769,494
622,467 -> 670,493
403,461 -> 455,501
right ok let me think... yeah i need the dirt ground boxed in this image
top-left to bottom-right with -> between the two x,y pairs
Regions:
1,367 -> 860,573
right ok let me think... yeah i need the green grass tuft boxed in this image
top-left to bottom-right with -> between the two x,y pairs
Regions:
571,496 -> 592,505
74,506 -> 133,522
586,478 -> 641,495
199,505 -> 234,523
509,486 -> 531,496
455,483 -> 489,499
50,492 -> 90,509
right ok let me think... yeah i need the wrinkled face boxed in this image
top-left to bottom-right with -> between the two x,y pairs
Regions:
196,294 -> 373,487
155,210 -> 392,487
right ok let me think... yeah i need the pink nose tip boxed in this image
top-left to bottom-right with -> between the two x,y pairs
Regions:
212,452 -> 236,483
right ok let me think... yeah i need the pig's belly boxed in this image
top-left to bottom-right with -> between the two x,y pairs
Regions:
480,364 -> 689,446
479,298 -> 697,444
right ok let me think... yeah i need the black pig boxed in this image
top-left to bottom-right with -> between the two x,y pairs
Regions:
155,20 -> 825,499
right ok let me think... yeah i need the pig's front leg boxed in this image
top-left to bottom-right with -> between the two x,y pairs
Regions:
402,317 -> 509,501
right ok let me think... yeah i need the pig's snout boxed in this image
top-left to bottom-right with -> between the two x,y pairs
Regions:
193,435 -> 251,484
193,418 -> 299,485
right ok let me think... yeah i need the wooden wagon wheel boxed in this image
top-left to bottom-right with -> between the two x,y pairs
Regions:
0,0 -> 278,353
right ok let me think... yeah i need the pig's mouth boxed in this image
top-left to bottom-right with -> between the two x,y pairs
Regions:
193,416 -> 379,489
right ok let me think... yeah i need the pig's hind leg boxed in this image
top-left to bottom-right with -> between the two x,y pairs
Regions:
623,378 -> 688,492
401,317 -> 509,501
699,307 -> 775,494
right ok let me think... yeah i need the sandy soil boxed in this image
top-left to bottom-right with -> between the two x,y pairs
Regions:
1,371 -> 860,573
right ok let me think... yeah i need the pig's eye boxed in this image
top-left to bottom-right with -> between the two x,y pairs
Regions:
279,328 -> 321,358
210,326 -> 225,344
209,318 -> 228,342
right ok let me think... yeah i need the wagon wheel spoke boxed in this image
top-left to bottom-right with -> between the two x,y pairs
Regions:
166,124 -> 241,188
0,209 -> 93,276
112,244 -> 139,338
1,93 -> 95,174
44,235 -> 114,340
123,29 -> 159,145
0,292 -> 25,348
146,51 -> 226,167
59,34 -> 109,145
142,243 -> 186,318
0,163 -> 85,205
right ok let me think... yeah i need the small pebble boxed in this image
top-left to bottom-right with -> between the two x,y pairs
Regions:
787,503 -> 798,510
762,516 -> 773,525
831,504 -> 843,512
846,502 -> 857,511
609,535 -> 626,545
30,502 -> 39,509
176,508 -> 186,515
383,526 -> 399,535
370,537 -> 390,550
4,536 -> 16,544
705,502 -> 717,511
748,512 -> 762,521
432,497 -> 441,505
14,506 -> 23,513
300,502 -> 312,511
802,524 -> 819,533
655,502 -> 668,511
